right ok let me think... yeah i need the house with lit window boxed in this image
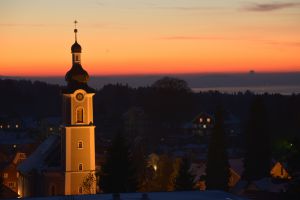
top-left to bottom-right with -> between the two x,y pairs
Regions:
183,112 -> 241,142
17,22 -> 96,197
182,113 -> 214,136
0,152 -> 27,197
191,113 -> 214,136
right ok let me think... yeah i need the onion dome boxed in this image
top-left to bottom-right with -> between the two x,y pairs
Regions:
71,41 -> 81,53
65,63 -> 89,84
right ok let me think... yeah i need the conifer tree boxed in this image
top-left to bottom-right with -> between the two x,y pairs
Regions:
175,157 -> 194,191
100,131 -> 137,193
205,106 -> 230,191
243,96 -> 271,181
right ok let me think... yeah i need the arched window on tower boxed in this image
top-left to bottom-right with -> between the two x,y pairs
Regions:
77,107 -> 84,123
76,55 -> 79,61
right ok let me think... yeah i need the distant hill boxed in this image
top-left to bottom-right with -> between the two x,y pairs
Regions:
2,72 -> 300,90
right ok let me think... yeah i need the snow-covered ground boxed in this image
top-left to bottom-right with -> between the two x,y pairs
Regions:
10,191 -> 248,200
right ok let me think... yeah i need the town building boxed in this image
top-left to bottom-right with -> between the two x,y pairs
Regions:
0,152 -> 27,194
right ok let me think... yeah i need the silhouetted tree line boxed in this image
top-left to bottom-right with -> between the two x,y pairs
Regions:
1,77 -> 299,142
0,78 -> 296,135
0,79 -> 61,118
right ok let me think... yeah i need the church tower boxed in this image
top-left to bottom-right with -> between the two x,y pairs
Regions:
61,21 -> 96,195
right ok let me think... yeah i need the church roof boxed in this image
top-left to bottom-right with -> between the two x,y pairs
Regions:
17,134 -> 60,174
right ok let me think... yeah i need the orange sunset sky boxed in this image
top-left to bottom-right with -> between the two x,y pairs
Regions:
1,0 -> 300,76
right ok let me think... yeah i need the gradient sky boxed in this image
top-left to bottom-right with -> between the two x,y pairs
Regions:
1,0 -> 300,76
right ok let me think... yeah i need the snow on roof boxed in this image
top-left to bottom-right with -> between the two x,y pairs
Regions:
17,134 -> 59,174
9,191 -> 248,200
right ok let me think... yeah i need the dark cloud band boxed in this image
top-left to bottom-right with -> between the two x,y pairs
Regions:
245,2 -> 300,12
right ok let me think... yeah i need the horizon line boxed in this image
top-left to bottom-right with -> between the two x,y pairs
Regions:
2,71 -> 300,78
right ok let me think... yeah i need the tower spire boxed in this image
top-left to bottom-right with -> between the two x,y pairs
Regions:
74,20 -> 78,42
67,20 -> 89,87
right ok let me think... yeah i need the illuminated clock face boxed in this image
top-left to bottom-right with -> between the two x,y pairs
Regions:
76,93 -> 84,101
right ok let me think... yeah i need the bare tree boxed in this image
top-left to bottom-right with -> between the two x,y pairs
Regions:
82,173 -> 96,194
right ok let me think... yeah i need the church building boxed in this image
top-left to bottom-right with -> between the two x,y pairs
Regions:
17,22 -> 96,197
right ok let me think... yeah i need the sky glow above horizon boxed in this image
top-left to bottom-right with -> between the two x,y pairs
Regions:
1,0 -> 300,76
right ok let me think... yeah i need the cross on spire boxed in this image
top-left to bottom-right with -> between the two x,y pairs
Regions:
74,20 -> 78,28
74,20 -> 78,42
